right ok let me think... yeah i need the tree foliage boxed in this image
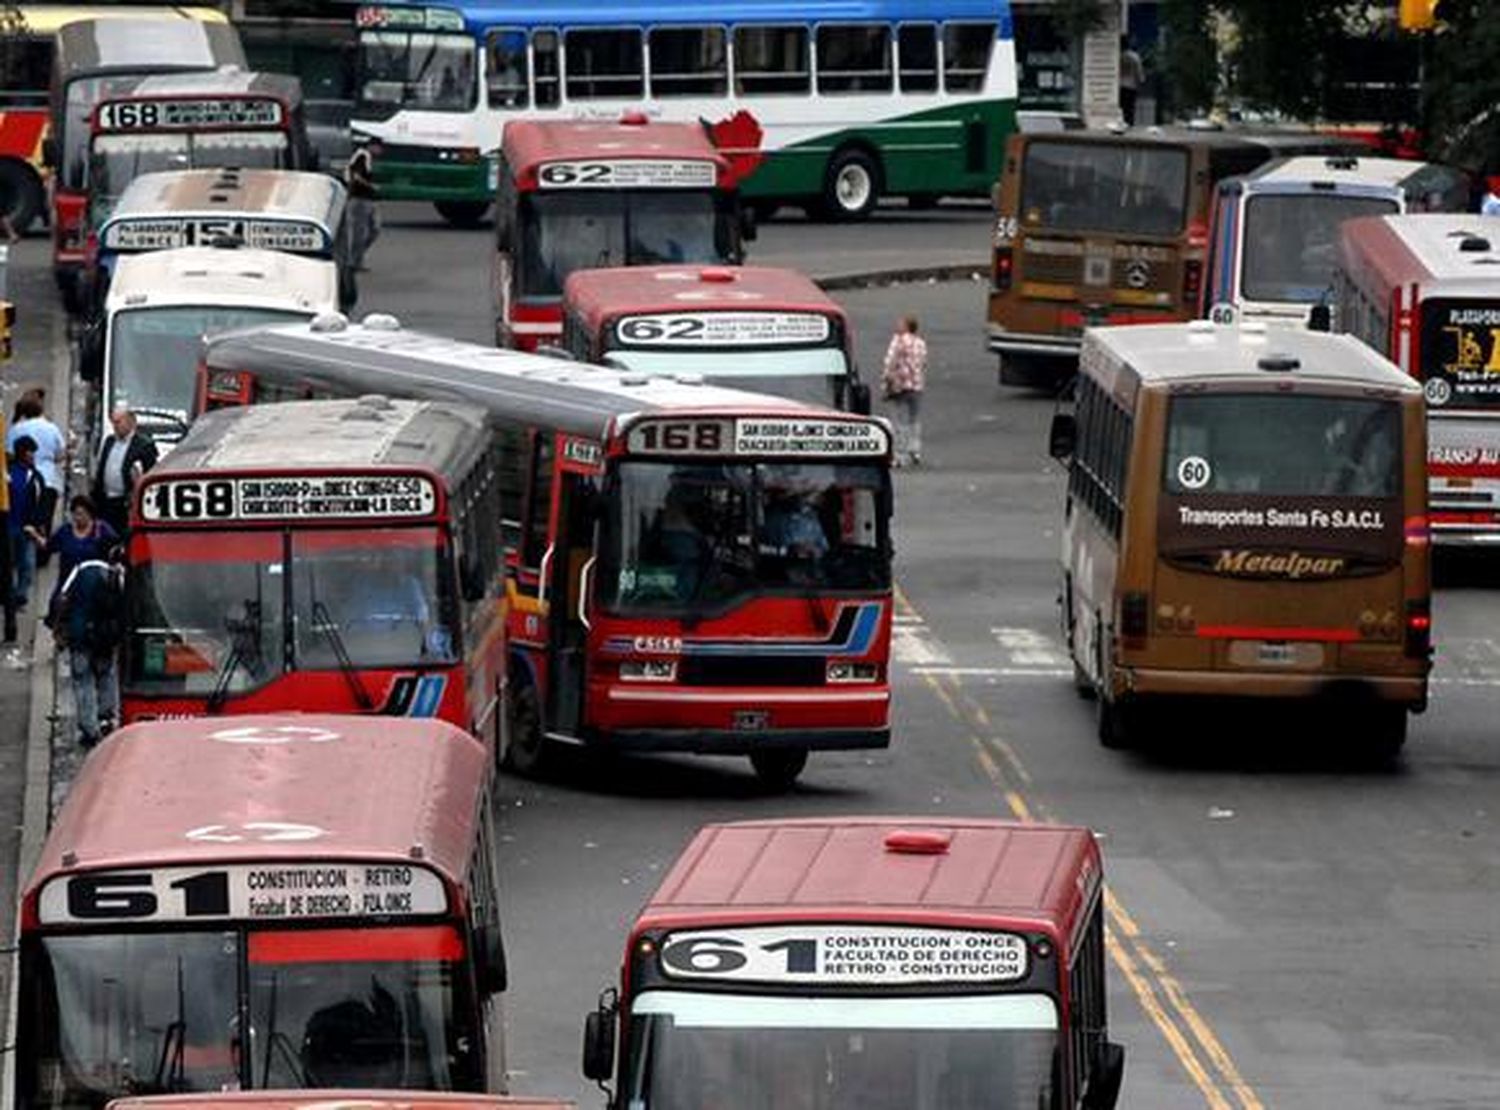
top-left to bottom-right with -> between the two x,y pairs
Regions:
1422,0 -> 1500,171
1222,0 -> 1370,119
1156,0 -> 1218,118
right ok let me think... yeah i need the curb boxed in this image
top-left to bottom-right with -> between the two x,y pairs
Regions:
814,261 -> 989,292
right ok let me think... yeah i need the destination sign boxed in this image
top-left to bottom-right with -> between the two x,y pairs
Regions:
657,925 -> 1030,986
616,312 -> 832,348
39,862 -> 447,925
97,97 -> 284,133
103,217 -> 328,253
141,474 -> 439,523
356,5 -> 465,31
1421,298 -> 1500,409
537,160 -> 716,190
626,417 -> 889,458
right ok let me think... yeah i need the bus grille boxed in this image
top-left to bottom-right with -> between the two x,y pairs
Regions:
679,655 -> 827,687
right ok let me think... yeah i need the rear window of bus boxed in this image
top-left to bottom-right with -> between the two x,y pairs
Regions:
1241,193 -> 1398,303
1020,140 -> 1189,237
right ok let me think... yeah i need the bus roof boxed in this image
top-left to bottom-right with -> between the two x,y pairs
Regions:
17,5 -> 227,37
1240,154 -> 1425,191
637,817 -> 1101,940
108,1095 -> 572,1110
54,17 -> 245,82
1025,125 -> 1360,154
103,167 -> 345,229
203,317 -> 841,441
502,116 -> 726,176
1339,214 -> 1500,288
105,246 -> 338,316
1085,321 -> 1422,393
156,397 -> 489,480
565,265 -> 845,335
26,714 -> 488,895
93,67 -> 304,114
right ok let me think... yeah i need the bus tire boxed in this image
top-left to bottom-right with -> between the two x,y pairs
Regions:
0,160 -> 43,235
1366,705 -> 1408,762
1073,661 -> 1096,701
750,748 -> 808,791
503,681 -> 551,777
1097,695 -> 1134,750
435,200 -> 491,228
818,148 -> 881,221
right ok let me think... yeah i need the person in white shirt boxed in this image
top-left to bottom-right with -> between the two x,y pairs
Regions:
7,389 -> 68,532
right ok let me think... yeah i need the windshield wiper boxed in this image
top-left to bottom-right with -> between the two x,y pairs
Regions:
207,600 -> 262,714
311,599 -> 375,711
145,958 -> 187,1093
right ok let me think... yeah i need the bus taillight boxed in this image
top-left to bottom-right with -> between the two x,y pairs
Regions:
1404,600 -> 1432,659
1121,591 -> 1149,646
1404,514 -> 1430,547
994,248 -> 1014,293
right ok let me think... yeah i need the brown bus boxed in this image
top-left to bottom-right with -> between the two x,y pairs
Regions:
1049,321 -> 1430,754
988,128 -> 1361,388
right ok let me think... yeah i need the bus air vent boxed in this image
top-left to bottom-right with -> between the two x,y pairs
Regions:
309,311 -> 349,333
699,267 -> 735,283
1258,353 -> 1299,372
674,373 -> 705,386
1459,236 -> 1491,253
884,829 -> 951,855
1324,155 -> 1358,170
619,373 -> 651,387
619,110 -> 649,127
361,312 -> 402,331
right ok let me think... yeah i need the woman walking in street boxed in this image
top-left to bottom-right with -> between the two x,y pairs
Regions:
881,315 -> 928,466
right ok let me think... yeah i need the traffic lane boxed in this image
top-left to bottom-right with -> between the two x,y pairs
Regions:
831,281 -> 1500,1107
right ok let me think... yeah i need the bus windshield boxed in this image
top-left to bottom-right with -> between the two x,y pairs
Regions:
1164,393 -> 1401,497
606,348 -> 851,408
1021,141 -> 1189,237
110,307 -> 310,439
1241,194 -> 1397,304
357,31 -> 476,113
125,527 -> 458,697
90,131 -> 290,214
625,991 -> 1059,1110
520,192 -> 724,298
602,461 -> 890,612
27,925 -> 482,1107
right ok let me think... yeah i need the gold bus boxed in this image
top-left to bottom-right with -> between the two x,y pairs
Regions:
1050,321 -> 1430,754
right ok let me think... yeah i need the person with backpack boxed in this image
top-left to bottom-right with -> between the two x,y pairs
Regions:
29,494 -> 118,626
53,550 -> 125,748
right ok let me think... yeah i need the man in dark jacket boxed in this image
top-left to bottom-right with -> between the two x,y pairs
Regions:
92,406 -> 158,537
56,556 -> 124,747
7,434 -> 44,642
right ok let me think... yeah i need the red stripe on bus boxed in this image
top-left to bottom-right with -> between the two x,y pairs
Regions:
248,924 -> 464,964
1195,625 -> 1359,643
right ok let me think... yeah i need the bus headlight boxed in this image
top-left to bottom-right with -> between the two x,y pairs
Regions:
827,662 -> 879,684
620,659 -> 676,682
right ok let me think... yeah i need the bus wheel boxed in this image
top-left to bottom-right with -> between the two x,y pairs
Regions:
503,682 -> 550,777
1366,706 -> 1408,763
1073,662 -> 1096,701
819,149 -> 881,221
750,748 -> 808,791
0,161 -> 43,235
1097,696 -> 1134,750
435,200 -> 491,228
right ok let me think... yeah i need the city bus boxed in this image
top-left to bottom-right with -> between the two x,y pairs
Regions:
351,0 -> 1018,225
1049,321 -> 1430,754
15,713 -> 508,1105
109,1096 -> 571,1110
492,115 -> 750,351
562,264 -> 871,412
1333,214 -> 1500,546
123,398 -> 510,742
48,14 -> 245,309
197,317 -> 895,789
87,69 -> 316,230
987,127 -> 1362,388
0,5 -> 228,234
580,816 -> 1123,1109
1202,155 -> 1469,325
81,245 -> 338,448
94,167 -> 356,310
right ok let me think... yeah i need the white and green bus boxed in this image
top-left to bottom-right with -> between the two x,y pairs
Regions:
352,0 -> 1017,225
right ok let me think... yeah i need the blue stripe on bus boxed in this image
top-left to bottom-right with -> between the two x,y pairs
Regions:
410,674 -> 447,718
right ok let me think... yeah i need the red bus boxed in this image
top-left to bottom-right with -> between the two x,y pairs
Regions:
561,264 -> 871,413
47,14 -> 244,309
492,113 -> 753,350
1333,214 -> 1500,546
197,317 -> 894,789
16,713 -> 509,1105
124,397 -> 509,739
581,817 -> 1124,1109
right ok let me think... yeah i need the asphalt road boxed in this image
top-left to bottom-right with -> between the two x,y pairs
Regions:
11,200 -> 1500,1108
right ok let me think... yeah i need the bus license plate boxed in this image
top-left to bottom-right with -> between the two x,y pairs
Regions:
733,709 -> 770,731
1258,642 -> 1295,666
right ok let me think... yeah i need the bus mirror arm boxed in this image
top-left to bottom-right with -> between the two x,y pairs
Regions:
474,922 -> 507,995
1082,1041 -> 1126,1110
576,556 -> 596,630
1048,413 -> 1077,460
581,987 -> 619,1088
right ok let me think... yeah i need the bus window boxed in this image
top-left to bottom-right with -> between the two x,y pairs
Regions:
521,434 -> 554,572
519,192 -> 720,295
650,26 -> 728,97
734,25 -> 810,95
533,30 -> 560,108
564,28 -> 644,100
1021,140 -> 1189,237
944,22 -> 996,92
1240,193 -> 1396,304
816,25 -> 893,94
358,29 -> 476,113
897,24 -> 938,94
485,28 -> 529,109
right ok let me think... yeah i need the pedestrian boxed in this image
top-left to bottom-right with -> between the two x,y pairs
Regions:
1119,36 -> 1144,126
7,434 -> 44,628
30,494 -> 118,630
92,405 -> 158,537
345,140 -> 380,271
1481,173 -> 1500,217
8,388 -> 67,533
0,211 -> 18,245
881,315 -> 928,467
53,551 -> 125,748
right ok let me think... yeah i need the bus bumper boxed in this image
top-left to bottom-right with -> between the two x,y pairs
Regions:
987,326 -> 1082,358
1120,667 -> 1427,707
590,726 -> 891,754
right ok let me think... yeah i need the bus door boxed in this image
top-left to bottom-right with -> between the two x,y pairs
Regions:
545,442 -> 602,737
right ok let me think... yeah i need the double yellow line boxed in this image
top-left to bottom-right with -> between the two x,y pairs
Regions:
897,590 -> 1262,1109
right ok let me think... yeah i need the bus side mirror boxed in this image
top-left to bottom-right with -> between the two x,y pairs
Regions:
1082,1041 -> 1125,1109
849,380 -> 872,415
1048,413 -> 1076,460
1308,303 -> 1332,333
581,991 -> 618,1083
79,319 -> 104,384
739,203 -> 758,243
474,923 -> 507,995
